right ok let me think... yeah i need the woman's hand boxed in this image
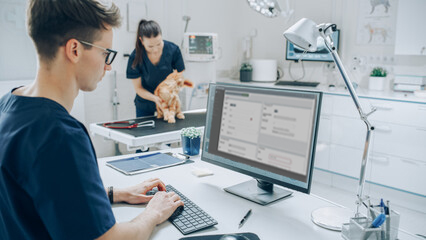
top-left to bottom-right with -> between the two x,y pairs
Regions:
115,178 -> 167,204
153,95 -> 164,109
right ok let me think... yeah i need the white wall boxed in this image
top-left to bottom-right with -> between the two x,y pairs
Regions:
0,0 -> 37,81
1,0 -> 426,157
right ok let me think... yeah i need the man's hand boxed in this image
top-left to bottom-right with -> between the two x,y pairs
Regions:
115,178 -> 167,204
143,191 -> 184,225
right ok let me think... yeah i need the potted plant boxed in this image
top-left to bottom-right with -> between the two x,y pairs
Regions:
240,63 -> 253,82
181,127 -> 202,156
368,67 -> 388,91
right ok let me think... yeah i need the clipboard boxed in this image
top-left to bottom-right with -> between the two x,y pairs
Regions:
106,152 -> 186,175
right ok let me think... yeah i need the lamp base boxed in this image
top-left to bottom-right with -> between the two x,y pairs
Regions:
311,206 -> 354,231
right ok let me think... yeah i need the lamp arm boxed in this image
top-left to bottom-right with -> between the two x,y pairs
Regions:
323,36 -> 375,215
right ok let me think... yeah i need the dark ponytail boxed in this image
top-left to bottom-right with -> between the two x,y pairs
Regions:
132,19 -> 162,68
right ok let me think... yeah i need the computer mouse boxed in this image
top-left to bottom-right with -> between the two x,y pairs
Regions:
169,205 -> 184,219
145,187 -> 158,196
219,234 -> 249,240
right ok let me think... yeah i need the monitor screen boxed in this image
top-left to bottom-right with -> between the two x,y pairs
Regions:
286,30 -> 340,62
201,83 -> 322,205
188,35 -> 213,55
183,32 -> 218,62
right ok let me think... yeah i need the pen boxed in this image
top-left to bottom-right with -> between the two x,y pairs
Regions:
177,153 -> 190,159
238,209 -> 252,228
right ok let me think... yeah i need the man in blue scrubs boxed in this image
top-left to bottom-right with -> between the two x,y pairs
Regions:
127,20 -> 185,117
0,1 -> 183,239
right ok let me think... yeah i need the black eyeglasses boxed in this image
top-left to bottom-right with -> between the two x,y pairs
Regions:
79,40 -> 117,65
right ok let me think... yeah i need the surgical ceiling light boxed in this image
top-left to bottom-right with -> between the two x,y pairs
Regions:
247,0 -> 282,18
284,18 -> 377,231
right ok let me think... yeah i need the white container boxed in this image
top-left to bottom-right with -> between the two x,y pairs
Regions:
250,59 -> 277,81
368,76 -> 387,91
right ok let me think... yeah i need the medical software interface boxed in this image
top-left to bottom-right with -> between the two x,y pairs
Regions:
208,87 -> 317,182
188,35 -> 213,55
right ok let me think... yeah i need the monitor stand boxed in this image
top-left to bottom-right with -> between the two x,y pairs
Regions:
224,179 -> 292,205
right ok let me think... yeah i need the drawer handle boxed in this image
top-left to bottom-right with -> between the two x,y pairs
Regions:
374,125 -> 392,132
401,159 -> 426,166
370,156 -> 389,163
371,104 -> 392,110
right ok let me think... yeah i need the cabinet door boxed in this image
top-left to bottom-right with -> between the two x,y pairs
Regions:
395,0 -> 426,55
368,99 -> 426,128
331,95 -> 371,119
315,116 -> 332,170
329,145 -> 372,180
370,153 -> 426,196
331,116 -> 367,149
372,121 -> 426,161
314,142 -> 330,170
321,95 -> 334,116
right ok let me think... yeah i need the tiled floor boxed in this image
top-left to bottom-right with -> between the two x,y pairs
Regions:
311,169 -> 426,238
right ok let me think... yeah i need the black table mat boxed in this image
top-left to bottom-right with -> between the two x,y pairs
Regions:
97,111 -> 206,138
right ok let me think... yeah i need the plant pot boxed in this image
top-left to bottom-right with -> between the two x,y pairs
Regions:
240,70 -> 252,82
368,76 -> 387,91
181,135 -> 201,156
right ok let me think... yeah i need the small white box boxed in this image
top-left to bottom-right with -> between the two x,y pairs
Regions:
394,75 -> 426,85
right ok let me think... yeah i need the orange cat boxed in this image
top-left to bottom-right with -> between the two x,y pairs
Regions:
154,70 -> 193,123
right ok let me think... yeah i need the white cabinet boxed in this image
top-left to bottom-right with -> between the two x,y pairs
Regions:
315,94 -> 426,196
370,153 -> 426,196
329,144 -> 372,180
315,116 -> 332,170
394,0 -> 426,55
373,121 -> 426,161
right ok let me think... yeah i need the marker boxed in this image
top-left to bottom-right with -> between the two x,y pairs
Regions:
364,213 -> 386,240
370,214 -> 386,228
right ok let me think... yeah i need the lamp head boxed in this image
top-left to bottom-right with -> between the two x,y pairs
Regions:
283,18 -> 319,52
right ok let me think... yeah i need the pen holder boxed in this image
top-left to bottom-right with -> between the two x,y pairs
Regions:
341,209 -> 400,240
342,217 -> 382,240
368,207 -> 400,240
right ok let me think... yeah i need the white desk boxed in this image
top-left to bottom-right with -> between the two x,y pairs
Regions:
98,149 -> 420,240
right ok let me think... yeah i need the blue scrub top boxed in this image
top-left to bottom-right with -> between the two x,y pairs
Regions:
126,40 -> 185,116
0,89 -> 115,240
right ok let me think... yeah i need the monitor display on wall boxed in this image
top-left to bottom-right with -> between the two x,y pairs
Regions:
285,30 -> 340,62
183,32 -> 219,62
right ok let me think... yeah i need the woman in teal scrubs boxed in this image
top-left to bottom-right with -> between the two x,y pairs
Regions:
126,20 -> 185,117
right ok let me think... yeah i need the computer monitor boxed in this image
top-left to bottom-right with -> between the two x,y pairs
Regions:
285,30 -> 340,62
201,83 -> 322,205
183,32 -> 219,62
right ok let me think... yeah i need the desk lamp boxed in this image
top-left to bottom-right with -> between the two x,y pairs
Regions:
283,18 -> 377,230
